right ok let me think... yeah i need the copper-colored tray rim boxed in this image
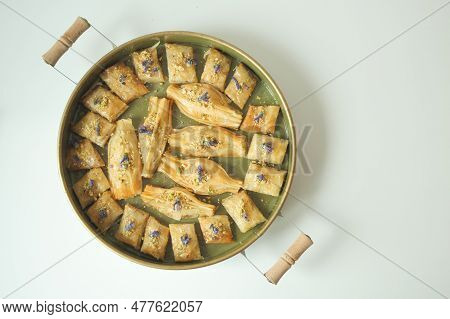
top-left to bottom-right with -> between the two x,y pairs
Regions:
58,31 -> 297,270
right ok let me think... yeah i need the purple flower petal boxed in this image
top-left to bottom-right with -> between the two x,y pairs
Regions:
180,234 -> 191,245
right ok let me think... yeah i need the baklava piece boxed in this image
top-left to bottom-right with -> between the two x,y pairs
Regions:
140,216 -> 170,260
222,190 -> 266,233
81,85 -> 129,122
108,119 -> 142,200
165,43 -> 197,83
65,137 -> 104,170
73,168 -> 110,209
168,125 -> 247,158
141,185 -> 216,220
166,83 -> 242,129
200,48 -> 231,91
86,191 -> 123,232
100,62 -> 149,103
247,134 -> 289,165
115,204 -> 149,250
198,215 -> 233,244
72,112 -> 116,147
169,224 -> 202,262
240,105 -> 280,134
139,97 -> 172,178
131,47 -> 164,83
224,63 -> 257,109
243,162 -> 287,196
158,153 -> 243,195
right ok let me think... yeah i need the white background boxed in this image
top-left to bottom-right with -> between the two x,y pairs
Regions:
0,0 -> 449,298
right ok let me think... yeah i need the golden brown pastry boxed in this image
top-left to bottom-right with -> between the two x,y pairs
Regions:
72,112 -> 116,147
86,191 -> 123,232
169,223 -> 202,262
65,137 -> 104,170
100,62 -> 148,103
168,125 -> 247,158
240,105 -> 280,134
166,83 -> 242,129
131,47 -> 164,83
224,63 -> 257,109
198,215 -> 233,244
139,97 -> 172,178
247,134 -> 289,165
243,162 -> 287,196
115,204 -> 149,250
82,85 -> 129,122
140,216 -> 170,260
73,168 -> 110,209
108,119 -> 142,200
158,153 -> 243,195
200,48 -> 231,91
222,190 -> 266,233
141,185 -> 216,220
165,43 -> 197,83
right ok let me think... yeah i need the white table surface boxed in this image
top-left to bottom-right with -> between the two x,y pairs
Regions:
1,0 -> 449,298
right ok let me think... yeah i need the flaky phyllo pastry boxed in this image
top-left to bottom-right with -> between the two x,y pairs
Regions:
157,153 -> 243,195
72,111 -> 116,147
198,215 -> 233,244
115,204 -> 149,250
73,168 -> 110,209
165,43 -> 197,84
141,215 -> 170,260
169,223 -> 202,262
82,85 -> 129,122
225,63 -> 257,109
66,137 -> 104,170
131,47 -> 164,83
100,62 -> 148,103
240,105 -> 280,134
243,162 -> 287,197
108,119 -> 142,200
166,83 -> 242,130
86,191 -> 123,233
168,125 -> 247,158
222,190 -> 266,233
200,48 -> 231,92
247,134 -> 289,165
139,97 -> 172,178
141,185 -> 216,220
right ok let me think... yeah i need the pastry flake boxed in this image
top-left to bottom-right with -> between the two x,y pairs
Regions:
73,168 -> 110,209
247,134 -> 289,165
169,223 -> 202,262
65,137 -> 105,171
82,85 -> 129,122
158,153 -> 243,195
86,191 -> 123,232
166,83 -> 242,129
141,185 -> 216,221
131,47 -> 164,83
198,215 -> 233,244
240,105 -> 280,134
115,204 -> 149,250
165,43 -> 197,83
139,97 -> 172,178
108,119 -> 142,200
224,63 -> 257,109
222,190 -> 266,233
243,162 -> 287,196
168,125 -> 247,158
72,111 -> 116,147
200,48 -> 231,91
140,215 -> 170,260
100,62 -> 148,103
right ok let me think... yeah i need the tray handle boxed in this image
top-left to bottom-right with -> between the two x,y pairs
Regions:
42,17 -> 90,66
264,233 -> 313,285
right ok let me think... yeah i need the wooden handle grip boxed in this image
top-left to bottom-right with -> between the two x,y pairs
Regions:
42,17 -> 90,66
264,233 -> 313,285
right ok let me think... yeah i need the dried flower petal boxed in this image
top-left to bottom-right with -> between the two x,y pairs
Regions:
142,59 -> 153,72
180,234 -> 191,245
210,224 -> 219,235
125,221 -> 135,231
118,74 -> 127,85
213,63 -> 221,73
120,153 -> 130,169
173,198 -> 182,211
231,77 -> 241,90
256,173 -> 265,182
150,230 -> 160,238
98,208 -> 108,219
262,142 -> 273,153
186,57 -> 196,66
138,125 -> 153,135
253,112 -> 264,123
197,92 -> 210,102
